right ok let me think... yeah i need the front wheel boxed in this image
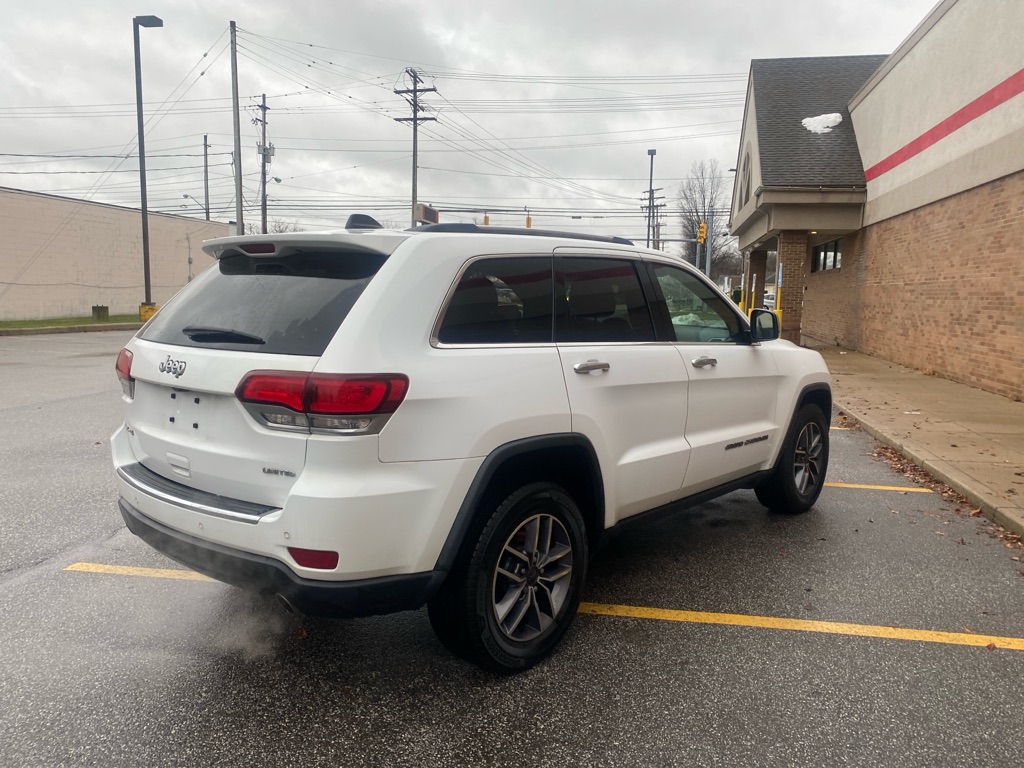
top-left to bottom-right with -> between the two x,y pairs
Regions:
428,482 -> 588,673
755,403 -> 829,514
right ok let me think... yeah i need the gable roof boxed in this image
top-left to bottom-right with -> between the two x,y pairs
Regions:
752,55 -> 887,187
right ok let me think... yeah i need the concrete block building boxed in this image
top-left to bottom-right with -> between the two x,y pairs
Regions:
730,0 -> 1024,401
0,187 -> 228,321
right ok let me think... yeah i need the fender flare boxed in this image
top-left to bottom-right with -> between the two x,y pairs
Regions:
432,433 -> 604,574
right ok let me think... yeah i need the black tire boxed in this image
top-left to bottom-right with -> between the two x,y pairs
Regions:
427,482 -> 588,673
755,403 -> 829,514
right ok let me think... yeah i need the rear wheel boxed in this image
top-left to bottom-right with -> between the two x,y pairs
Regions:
755,403 -> 829,514
427,482 -> 588,673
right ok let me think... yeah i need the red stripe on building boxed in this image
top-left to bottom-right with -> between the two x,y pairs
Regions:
864,67 -> 1024,182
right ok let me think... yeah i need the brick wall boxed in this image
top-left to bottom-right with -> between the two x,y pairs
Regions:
859,170 -> 1024,401
0,189 -> 228,321
802,230 -> 864,348
801,170 -> 1024,401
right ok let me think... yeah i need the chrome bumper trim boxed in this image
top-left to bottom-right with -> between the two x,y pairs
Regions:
116,462 -> 278,524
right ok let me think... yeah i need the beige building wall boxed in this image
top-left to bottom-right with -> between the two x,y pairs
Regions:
850,0 -> 1024,225
0,188 -> 228,321
730,77 -> 765,240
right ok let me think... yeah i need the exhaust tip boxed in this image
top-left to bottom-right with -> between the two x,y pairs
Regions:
275,594 -> 297,614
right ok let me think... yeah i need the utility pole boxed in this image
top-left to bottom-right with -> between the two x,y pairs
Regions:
705,208 -> 715,276
640,188 -> 664,248
202,134 -> 210,221
255,94 -> 272,234
394,68 -> 436,227
230,21 -> 243,233
646,149 -> 656,247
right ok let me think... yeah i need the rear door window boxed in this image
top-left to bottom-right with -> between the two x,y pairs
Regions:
141,249 -> 386,356
555,257 -> 655,343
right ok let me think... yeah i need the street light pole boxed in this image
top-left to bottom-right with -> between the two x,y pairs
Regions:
133,14 -> 162,309
182,194 -> 209,219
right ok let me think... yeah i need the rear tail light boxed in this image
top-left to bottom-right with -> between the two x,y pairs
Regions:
236,371 -> 408,434
115,348 -> 134,398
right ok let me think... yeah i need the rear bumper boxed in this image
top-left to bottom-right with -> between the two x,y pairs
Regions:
119,498 -> 444,618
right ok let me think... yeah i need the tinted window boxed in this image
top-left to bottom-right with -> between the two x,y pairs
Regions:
437,257 -> 553,344
649,262 -> 744,343
141,249 -> 386,356
555,257 -> 655,343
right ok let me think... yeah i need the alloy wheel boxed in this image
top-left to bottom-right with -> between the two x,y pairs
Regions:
491,513 -> 574,642
793,421 -> 824,495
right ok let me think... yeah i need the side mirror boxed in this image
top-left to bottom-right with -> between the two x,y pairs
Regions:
750,309 -> 779,342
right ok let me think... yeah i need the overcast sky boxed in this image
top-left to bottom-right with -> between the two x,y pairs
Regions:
1,0 -> 938,249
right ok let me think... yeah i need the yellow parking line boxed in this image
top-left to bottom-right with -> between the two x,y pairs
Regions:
578,602 -> 1024,651
65,563 -> 1023,651
830,426 -> 851,431
65,562 -> 214,582
824,481 -> 932,493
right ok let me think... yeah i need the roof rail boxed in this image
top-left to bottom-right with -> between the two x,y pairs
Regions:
408,222 -> 633,246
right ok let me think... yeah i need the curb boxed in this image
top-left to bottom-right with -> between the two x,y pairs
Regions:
0,323 -> 144,337
835,398 -> 1024,539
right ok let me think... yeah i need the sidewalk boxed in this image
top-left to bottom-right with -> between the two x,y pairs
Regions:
813,344 -> 1024,538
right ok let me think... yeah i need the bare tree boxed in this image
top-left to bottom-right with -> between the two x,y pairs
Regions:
244,219 -> 303,235
676,159 -> 736,280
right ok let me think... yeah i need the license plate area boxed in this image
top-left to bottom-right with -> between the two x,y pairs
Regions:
163,387 -> 209,433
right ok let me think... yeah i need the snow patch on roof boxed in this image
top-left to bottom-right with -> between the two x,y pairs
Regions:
801,113 -> 843,134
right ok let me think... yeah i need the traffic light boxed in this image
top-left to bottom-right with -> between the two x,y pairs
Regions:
697,222 -> 707,243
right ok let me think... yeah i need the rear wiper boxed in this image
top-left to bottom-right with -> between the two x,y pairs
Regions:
182,326 -> 266,345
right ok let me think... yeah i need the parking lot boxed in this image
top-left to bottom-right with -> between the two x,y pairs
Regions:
2,331 -> 1023,767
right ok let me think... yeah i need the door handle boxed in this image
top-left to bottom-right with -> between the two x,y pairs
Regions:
573,360 -> 611,374
690,356 -> 717,369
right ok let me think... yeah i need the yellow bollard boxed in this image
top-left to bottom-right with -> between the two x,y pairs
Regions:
139,303 -> 159,322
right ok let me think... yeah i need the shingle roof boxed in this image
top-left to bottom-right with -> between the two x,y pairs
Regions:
751,55 -> 888,187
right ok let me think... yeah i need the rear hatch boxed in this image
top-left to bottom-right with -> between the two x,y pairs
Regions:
120,235 -> 399,507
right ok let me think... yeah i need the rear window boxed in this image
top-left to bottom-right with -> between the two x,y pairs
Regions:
141,249 -> 386,356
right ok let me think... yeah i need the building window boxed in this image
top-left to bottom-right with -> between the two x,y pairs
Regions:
811,240 -> 842,272
740,150 -> 752,207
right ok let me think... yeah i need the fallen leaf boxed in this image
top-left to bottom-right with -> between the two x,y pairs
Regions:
986,643 -> 996,651
292,627 -> 308,640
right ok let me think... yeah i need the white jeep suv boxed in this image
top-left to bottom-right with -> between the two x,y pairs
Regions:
112,220 -> 830,672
